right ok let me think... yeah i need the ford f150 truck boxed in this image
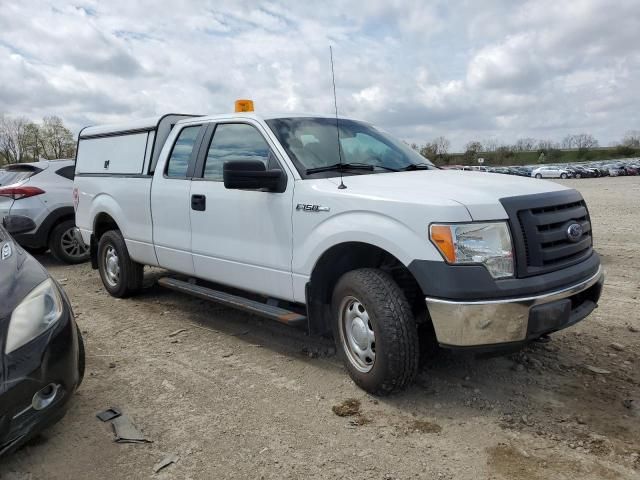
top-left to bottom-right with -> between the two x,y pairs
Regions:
74,107 -> 604,395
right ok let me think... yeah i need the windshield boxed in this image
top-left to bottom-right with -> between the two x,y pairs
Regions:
266,117 -> 435,177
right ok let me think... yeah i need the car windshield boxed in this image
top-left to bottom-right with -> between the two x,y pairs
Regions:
0,169 -> 35,186
266,117 -> 435,176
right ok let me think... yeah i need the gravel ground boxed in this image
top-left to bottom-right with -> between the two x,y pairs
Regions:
1,176 -> 639,479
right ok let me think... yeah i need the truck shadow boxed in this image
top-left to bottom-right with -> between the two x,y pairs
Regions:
155,277 -> 638,457
51,262 -> 639,459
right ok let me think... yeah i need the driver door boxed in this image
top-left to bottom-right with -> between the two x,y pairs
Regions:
189,121 -> 295,300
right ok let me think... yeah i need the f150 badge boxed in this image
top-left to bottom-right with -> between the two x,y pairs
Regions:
296,203 -> 330,212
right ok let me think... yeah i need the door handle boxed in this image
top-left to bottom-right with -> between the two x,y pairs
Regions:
191,194 -> 206,211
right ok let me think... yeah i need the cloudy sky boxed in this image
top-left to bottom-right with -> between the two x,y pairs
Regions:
1,0 -> 638,150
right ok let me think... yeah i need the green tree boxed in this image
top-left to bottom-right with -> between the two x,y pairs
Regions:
39,115 -> 75,159
23,122 -> 44,161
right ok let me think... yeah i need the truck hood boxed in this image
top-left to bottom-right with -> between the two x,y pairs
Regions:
325,170 -> 570,220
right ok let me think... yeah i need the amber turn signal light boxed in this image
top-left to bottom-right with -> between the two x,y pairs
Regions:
430,225 -> 456,263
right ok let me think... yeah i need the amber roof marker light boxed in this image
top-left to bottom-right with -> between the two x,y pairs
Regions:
235,99 -> 254,112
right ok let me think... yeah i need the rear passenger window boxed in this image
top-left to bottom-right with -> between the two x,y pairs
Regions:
203,124 -> 273,181
166,126 -> 201,178
56,165 -> 75,180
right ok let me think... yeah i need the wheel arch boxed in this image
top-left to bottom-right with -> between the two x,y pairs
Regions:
306,241 -> 427,336
91,212 -> 121,269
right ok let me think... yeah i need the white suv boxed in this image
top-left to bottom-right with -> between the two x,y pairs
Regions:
0,160 -> 89,263
531,166 -> 570,179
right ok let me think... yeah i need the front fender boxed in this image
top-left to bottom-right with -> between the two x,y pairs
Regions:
293,210 -> 443,277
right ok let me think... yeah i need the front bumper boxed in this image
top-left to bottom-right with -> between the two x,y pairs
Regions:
0,292 -> 82,456
425,266 -> 604,348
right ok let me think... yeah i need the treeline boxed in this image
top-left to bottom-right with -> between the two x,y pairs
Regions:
414,131 -> 640,166
0,115 -> 76,166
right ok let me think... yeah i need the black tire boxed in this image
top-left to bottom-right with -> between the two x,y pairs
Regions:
49,220 -> 90,264
97,230 -> 143,298
331,268 -> 419,395
76,325 -> 85,387
535,173 -> 542,179
575,173 -> 581,179
560,173 -> 567,179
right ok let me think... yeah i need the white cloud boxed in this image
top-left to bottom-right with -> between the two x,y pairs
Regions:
0,0 -> 638,150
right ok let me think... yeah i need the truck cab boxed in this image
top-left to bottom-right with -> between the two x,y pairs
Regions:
74,109 -> 604,395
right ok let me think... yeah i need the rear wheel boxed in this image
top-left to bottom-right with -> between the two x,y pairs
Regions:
97,230 -> 143,298
575,173 -> 582,179
332,268 -> 419,395
560,173 -> 568,179
49,220 -> 89,264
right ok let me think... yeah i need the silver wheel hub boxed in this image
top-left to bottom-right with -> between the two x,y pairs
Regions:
339,296 -> 376,373
104,246 -> 120,287
61,227 -> 89,259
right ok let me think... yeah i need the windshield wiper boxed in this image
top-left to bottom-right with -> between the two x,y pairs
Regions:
306,163 -> 374,174
402,163 -> 433,171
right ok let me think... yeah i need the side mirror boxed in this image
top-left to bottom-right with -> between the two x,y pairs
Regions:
3,215 -> 36,236
223,160 -> 286,193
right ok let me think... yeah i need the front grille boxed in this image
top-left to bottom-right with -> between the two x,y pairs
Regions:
501,190 -> 593,277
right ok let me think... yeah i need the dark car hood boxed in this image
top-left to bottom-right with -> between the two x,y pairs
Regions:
0,229 -> 49,319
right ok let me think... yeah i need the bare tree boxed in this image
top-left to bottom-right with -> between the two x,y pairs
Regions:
465,140 -> 483,154
622,130 -> 640,148
561,133 -> 598,150
537,139 -> 556,151
572,133 -> 598,150
483,138 -> 500,152
0,115 -> 30,164
514,137 -> 537,151
419,136 -> 450,162
432,136 -> 450,156
561,134 -> 574,149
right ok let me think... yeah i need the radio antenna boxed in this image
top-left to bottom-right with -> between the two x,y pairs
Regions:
330,45 -> 346,189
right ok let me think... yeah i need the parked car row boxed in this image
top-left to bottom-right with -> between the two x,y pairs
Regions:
444,159 -> 640,179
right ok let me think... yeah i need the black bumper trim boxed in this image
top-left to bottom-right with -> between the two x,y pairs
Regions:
409,251 -> 600,301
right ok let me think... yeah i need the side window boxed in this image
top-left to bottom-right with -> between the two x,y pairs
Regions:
166,126 -> 201,178
55,165 -> 75,180
203,123 -> 273,181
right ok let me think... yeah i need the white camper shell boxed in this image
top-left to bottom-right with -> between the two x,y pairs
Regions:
76,114 -> 198,175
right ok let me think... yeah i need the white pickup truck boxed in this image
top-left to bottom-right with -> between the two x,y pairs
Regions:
74,109 -> 604,394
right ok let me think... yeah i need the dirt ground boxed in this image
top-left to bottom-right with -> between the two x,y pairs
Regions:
1,176 -> 639,480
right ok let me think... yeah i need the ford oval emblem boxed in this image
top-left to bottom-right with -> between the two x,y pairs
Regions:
566,223 -> 583,242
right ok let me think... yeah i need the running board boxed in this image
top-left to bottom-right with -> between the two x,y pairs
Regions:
157,277 -> 307,328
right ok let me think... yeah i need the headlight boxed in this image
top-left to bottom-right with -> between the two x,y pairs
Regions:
429,222 -> 514,279
5,278 -> 63,354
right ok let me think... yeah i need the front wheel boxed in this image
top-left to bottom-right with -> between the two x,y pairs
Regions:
97,230 -> 143,298
535,173 -> 542,179
332,268 -> 419,395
